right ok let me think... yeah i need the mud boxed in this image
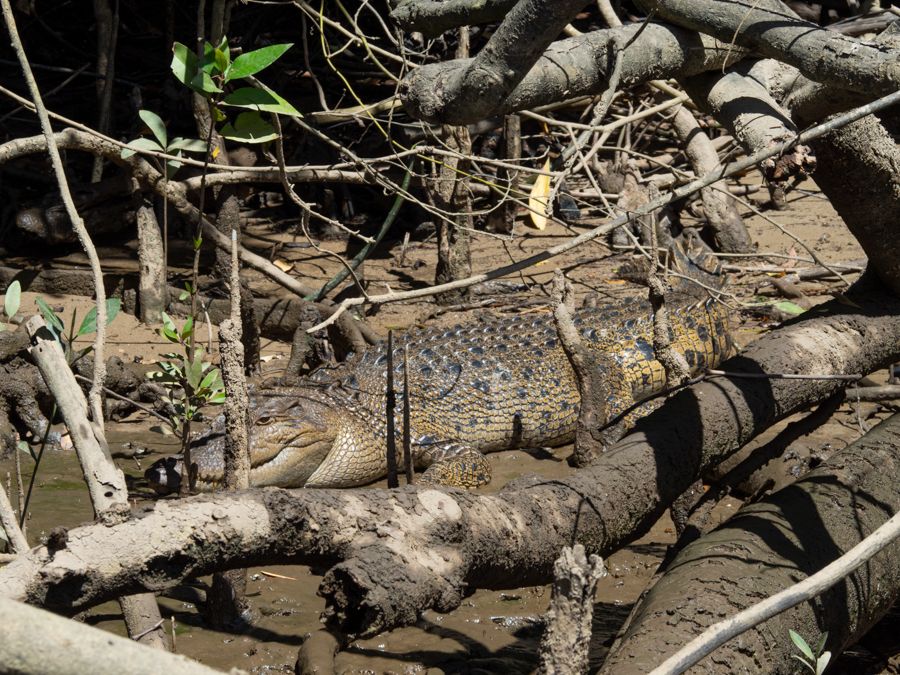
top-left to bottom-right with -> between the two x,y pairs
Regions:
2,179 -> 900,672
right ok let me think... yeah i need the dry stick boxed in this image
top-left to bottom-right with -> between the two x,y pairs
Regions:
0,482 -> 26,554
649,507 -> 900,675
13,444 -> 23,540
311,167 -> 412,301
707,370 -> 862,381
845,385 -> 900,401
385,331 -> 399,489
207,229 -> 252,629
0,0 -> 108,432
309,88 -> 900,334
402,342 -> 414,485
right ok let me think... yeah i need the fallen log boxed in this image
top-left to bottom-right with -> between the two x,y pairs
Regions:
602,411 -> 900,673
1,276 -> 898,638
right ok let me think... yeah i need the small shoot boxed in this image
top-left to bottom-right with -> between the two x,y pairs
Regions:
790,629 -> 831,675
147,313 -> 226,436
169,37 -> 297,145
120,109 -> 208,178
34,297 -> 121,363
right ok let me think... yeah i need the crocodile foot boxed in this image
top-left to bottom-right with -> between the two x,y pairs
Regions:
418,446 -> 491,488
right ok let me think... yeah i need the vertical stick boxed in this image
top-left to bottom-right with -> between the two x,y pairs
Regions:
385,331 -> 399,488
502,113 -> 521,233
0,480 -> 27,553
402,343 -> 414,485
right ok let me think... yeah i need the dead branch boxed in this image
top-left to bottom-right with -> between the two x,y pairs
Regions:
390,0 -> 517,36
24,315 -> 170,649
311,88 -> 900,332
0,480 -> 27,553
670,106 -> 752,253
638,0 -> 900,97
401,22 -> 742,124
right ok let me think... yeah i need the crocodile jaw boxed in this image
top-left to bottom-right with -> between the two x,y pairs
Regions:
304,421 -> 387,488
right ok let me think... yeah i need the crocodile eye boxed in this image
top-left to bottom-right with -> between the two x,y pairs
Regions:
257,416 -> 273,425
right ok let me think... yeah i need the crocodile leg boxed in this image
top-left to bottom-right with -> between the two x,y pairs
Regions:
417,442 -> 492,488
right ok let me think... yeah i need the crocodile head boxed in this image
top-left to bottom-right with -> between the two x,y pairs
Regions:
145,390 -> 340,493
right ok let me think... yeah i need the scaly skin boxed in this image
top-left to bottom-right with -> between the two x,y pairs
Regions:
146,293 -> 732,492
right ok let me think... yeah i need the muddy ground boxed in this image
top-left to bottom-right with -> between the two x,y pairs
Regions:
2,178 -> 899,673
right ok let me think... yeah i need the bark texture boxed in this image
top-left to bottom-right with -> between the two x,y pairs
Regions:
810,114 -> 900,295
401,23 -> 742,123
135,199 -> 167,324
603,412 -> 900,673
672,108 -> 752,252
538,545 -> 606,675
3,279 -> 900,639
638,0 -> 900,96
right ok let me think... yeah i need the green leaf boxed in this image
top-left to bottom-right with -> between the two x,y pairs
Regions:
812,632 -> 828,658
171,42 -> 222,94
790,630 -> 815,662
214,47 -> 229,75
186,353 -> 204,390
4,280 -> 21,319
193,235 -> 203,250
181,316 -> 194,341
35,297 -> 64,335
170,42 -> 196,85
178,290 -> 190,301
200,41 -> 220,74
219,111 -> 278,144
167,137 -> 208,154
224,43 -> 292,82
160,312 -> 179,343
121,137 -> 164,159
76,298 -> 121,336
138,109 -> 167,147
199,367 -> 220,392
774,301 -> 806,316
208,390 -> 226,405
221,87 -> 301,117
165,156 -> 183,180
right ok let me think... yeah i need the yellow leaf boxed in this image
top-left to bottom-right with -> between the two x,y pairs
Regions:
212,145 -> 221,159
273,259 -> 294,272
260,570 -> 297,580
528,158 -> 553,230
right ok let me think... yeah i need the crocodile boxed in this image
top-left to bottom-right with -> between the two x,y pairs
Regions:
146,274 -> 733,493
